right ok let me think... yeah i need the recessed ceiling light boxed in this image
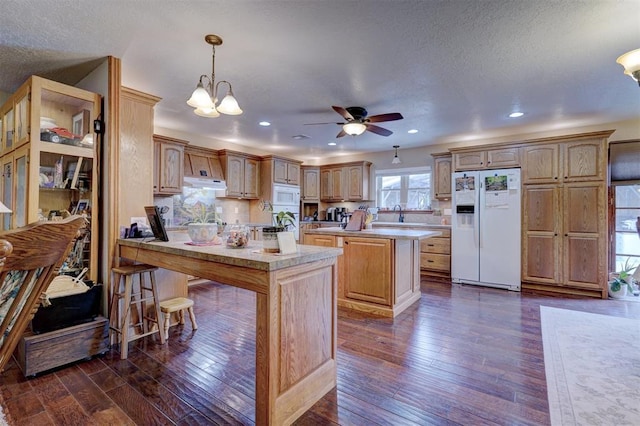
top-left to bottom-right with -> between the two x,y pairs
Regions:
259,121 -> 271,126
407,129 -> 418,134
509,112 -> 524,118
328,142 -> 337,146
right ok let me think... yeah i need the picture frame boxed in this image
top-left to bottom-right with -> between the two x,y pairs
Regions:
72,110 -> 90,137
73,199 -> 90,215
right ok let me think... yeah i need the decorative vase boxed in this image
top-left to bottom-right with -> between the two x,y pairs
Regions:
262,226 -> 284,253
608,280 -> 628,299
187,223 -> 218,244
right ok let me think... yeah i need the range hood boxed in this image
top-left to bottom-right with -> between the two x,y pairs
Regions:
183,176 -> 227,190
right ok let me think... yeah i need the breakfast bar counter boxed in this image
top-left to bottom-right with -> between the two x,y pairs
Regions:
302,227 -> 440,317
116,239 -> 342,426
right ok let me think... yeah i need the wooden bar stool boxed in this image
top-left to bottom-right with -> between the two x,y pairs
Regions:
109,264 -> 165,359
159,297 -> 198,340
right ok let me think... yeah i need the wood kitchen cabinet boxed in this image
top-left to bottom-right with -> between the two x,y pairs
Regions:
219,150 -> 260,199
432,152 -> 452,200
521,131 -> 612,298
301,166 -> 320,201
320,166 -> 344,201
343,237 -> 392,306
320,161 -> 372,202
304,228 -> 427,317
521,138 -> 606,184
184,146 -> 223,179
0,76 -> 100,281
153,134 -> 187,195
420,227 -> 451,278
266,156 -> 301,186
452,146 -> 520,171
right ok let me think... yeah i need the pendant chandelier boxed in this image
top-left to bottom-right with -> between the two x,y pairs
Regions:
186,34 -> 242,117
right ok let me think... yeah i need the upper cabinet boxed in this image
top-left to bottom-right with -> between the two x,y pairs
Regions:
452,146 -> 520,171
184,146 -> 223,180
0,76 -> 101,280
153,135 -> 187,195
320,161 -> 372,202
301,166 -> 320,201
268,156 -> 301,186
431,152 -> 452,200
521,137 -> 606,184
219,150 -> 260,199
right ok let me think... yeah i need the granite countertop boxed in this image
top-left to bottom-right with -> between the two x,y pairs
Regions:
371,222 -> 451,229
302,227 -> 441,240
118,238 -> 342,272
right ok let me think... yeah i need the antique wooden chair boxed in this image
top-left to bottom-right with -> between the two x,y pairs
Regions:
0,216 -> 85,372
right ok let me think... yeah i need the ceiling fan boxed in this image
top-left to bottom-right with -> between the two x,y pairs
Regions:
305,106 -> 403,138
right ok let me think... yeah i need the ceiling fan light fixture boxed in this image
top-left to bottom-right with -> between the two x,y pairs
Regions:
392,145 -> 402,164
343,122 -> 367,136
187,34 -> 243,117
616,48 -> 640,86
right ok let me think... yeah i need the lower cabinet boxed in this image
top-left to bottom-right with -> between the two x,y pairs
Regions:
522,182 -> 607,297
420,228 -> 451,279
303,233 -> 421,317
343,237 -> 392,306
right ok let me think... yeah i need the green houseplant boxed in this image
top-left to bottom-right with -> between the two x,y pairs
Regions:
274,211 -> 296,230
608,258 -> 637,298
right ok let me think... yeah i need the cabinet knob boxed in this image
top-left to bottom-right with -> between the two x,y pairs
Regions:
554,177 -> 558,180
564,233 -> 568,237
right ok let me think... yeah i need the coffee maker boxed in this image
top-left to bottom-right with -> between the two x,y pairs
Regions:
326,207 -> 336,221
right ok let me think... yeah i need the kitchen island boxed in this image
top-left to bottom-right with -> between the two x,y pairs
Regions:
302,227 -> 440,317
115,239 -> 342,426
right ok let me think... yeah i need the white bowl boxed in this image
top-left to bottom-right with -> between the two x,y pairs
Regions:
187,223 -> 218,244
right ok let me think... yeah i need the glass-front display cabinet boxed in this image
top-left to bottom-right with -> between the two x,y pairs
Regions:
0,76 -> 101,280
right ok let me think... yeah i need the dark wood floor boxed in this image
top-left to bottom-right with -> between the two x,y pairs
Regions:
1,279 -> 639,425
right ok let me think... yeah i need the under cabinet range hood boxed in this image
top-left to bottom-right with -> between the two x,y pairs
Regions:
183,176 -> 227,190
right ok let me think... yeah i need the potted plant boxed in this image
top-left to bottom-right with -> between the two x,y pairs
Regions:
608,259 -> 637,299
262,211 -> 296,253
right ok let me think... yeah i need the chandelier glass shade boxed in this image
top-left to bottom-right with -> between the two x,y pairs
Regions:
616,48 -> 640,86
187,34 -> 242,117
392,145 -> 402,164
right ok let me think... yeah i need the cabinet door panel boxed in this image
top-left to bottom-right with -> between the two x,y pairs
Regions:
522,144 -> 559,184
454,151 -> 486,170
225,156 -> 244,196
564,236 -> 601,289
564,184 -> 601,234
243,158 -> 260,198
564,140 -> 604,181
343,237 -> 391,305
523,234 -> 558,282
345,165 -> 363,200
273,159 -> 288,184
320,169 -> 331,200
523,186 -> 558,232
487,147 -> 520,168
434,156 -> 452,199
302,167 -> 319,200
287,162 -> 300,185
158,144 -> 183,193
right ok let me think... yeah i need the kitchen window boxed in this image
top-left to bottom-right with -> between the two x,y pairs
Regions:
376,167 -> 430,210
613,184 -> 640,272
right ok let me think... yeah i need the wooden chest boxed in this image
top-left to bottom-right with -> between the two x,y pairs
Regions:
14,316 -> 109,377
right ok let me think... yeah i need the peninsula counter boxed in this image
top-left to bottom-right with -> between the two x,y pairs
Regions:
115,239 -> 342,426
302,227 -> 440,317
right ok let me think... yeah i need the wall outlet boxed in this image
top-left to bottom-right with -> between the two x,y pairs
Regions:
234,207 -> 239,214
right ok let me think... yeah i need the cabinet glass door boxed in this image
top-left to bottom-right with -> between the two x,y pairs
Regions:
2,158 -> 12,230
15,91 -> 29,146
15,151 -> 27,227
3,108 -> 13,152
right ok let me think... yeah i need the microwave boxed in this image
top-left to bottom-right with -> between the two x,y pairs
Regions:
273,184 -> 300,206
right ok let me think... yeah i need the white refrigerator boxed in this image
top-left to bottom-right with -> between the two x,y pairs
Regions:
451,168 -> 521,291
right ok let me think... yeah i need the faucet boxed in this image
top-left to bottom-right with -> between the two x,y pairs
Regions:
393,204 -> 405,223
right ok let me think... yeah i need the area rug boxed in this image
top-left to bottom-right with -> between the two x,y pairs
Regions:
541,306 -> 640,425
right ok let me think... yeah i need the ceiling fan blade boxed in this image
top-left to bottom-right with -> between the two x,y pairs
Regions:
332,105 -> 354,121
336,129 -> 347,138
365,124 -> 393,137
366,112 -> 404,123
304,122 -> 343,125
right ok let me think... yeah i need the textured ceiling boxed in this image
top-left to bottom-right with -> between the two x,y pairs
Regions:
1,0 -> 639,161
